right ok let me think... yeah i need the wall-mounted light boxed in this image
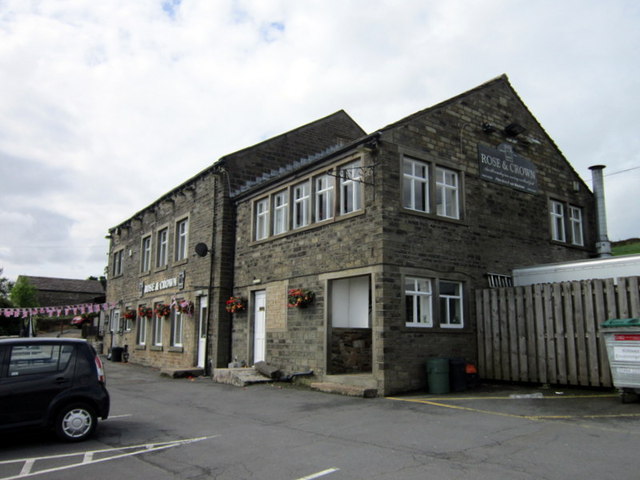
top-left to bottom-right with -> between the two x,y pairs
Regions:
482,123 -> 497,134
504,122 -> 526,137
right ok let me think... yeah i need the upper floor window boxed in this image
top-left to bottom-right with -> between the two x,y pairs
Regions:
255,199 -> 269,240
156,228 -> 168,267
112,250 -> 123,276
141,236 -> 151,272
403,156 -> 461,219
436,167 -> 460,219
403,157 -> 429,212
340,161 -> 362,215
293,181 -> 311,229
251,157 -> 365,241
569,206 -> 584,246
273,190 -> 289,235
315,174 -> 334,222
550,200 -> 566,242
175,218 -> 189,261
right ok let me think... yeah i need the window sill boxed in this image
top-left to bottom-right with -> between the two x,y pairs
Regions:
150,345 -> 163,351
168,346 -> 184,353
173,258 -> 188,267
401,208 -> 465,225
135,345 -> 146,351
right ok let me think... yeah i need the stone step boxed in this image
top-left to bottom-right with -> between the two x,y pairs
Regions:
310,382 -> 378,398
212,367 -> 273,387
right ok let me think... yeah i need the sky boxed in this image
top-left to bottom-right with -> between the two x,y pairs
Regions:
0,0 -> 639,282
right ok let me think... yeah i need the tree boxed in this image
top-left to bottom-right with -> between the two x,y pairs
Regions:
0,268 -> 13,308
0,269 -> 19,335
10,276 -> 39,308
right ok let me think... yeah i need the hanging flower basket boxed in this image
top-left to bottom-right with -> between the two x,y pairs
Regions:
138,306 -> 153,319
288,288 -> 315,308
226,296 -> 246,313
123,309 -> 136,320
155,303 -> 171,318
176,300 -> 194,315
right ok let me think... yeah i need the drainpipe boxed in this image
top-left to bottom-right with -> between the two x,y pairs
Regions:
589,165 -> 612,258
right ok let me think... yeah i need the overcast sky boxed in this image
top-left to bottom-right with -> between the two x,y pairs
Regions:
1,0 -> 639,282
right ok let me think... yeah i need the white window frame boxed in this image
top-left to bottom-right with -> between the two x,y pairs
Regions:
273,190 -> 289,235
405,277 -> 433,327
569,205 -> 584,246
137,312 -> 147,346
436,167 -> 460,219
152,308 -> 163,346
293,181 -> 311,229
113,250 -> 123,276
403,157 -> 429,212
550,200 -> 566,242
157,228 -> 168,267
170,309 -> 183,347
340,161 -> 362,215
141,236 -> 151,272
110,309 -> 121,334
315,173 -> 334,222
439,281 -> 463,328
255,198 -> 269,240
175,218 -> 188,261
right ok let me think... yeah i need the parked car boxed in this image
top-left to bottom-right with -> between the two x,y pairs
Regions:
0,337 -> 110,442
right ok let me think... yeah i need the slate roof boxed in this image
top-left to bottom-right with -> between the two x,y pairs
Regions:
21,276 -> 105,295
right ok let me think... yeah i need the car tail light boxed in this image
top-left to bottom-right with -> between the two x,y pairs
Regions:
95,355 -> 106,384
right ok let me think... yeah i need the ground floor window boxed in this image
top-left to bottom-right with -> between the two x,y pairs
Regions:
331,275 -> 370,328
405,277 -> 433,327
404,277 -> 464,328
439,281 -> 464,328
170,309 -> 183,347
137,316 -> 147,346
152,309 -> 163,346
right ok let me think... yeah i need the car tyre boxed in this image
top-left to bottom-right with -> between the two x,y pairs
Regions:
55,403 -> 97,442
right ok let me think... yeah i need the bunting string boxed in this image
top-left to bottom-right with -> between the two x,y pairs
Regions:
0,302 -> 117,319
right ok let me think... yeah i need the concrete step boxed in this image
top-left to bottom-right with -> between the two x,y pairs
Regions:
310,382 -> 378,398
212,367 -> 273,387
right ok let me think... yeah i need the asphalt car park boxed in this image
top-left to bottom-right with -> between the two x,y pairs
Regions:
1,359 -> 639,480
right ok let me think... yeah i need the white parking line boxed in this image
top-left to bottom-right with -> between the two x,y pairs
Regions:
0,436 -> 217,480
296,468 -> 340,480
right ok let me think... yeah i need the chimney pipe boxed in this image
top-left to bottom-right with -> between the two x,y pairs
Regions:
589,165 -> 612,257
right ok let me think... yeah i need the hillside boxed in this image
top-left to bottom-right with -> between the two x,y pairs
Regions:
612,238 -> 640,256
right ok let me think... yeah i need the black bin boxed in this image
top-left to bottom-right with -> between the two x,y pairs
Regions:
449,357 -> 467,392
111,346 -> 124,362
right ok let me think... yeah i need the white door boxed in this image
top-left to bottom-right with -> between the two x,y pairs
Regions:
253,290 -> 266,364
197,298 -> 208,368
111,310 -> 121,347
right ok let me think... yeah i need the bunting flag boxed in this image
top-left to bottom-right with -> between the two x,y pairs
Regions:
0,302 -> 117,319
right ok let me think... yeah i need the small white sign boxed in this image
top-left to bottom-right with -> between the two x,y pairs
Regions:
614,346 -> 640,362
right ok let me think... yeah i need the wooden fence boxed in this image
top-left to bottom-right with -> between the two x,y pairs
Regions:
475,276 -> 640,388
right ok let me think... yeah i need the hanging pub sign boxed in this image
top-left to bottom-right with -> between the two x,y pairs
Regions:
478,143 -> 538,194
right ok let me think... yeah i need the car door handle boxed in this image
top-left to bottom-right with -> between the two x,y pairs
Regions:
55,377 -> 69,384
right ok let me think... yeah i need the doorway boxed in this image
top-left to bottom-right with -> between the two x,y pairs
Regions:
253,290 -> 266,364
197,297 -> 208,368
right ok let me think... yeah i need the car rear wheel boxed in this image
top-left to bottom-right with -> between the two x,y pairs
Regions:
55,403 -> 97,442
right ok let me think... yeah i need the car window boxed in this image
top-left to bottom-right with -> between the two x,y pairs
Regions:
8,344 -> 74,377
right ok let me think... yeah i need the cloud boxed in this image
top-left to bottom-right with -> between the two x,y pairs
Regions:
0,0 -> 639,280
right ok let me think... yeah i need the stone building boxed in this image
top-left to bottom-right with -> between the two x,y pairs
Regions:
229,75 -> 596,395
107,75 -> 597,393
20,276 -> 105,306
104,111 -> 365,371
